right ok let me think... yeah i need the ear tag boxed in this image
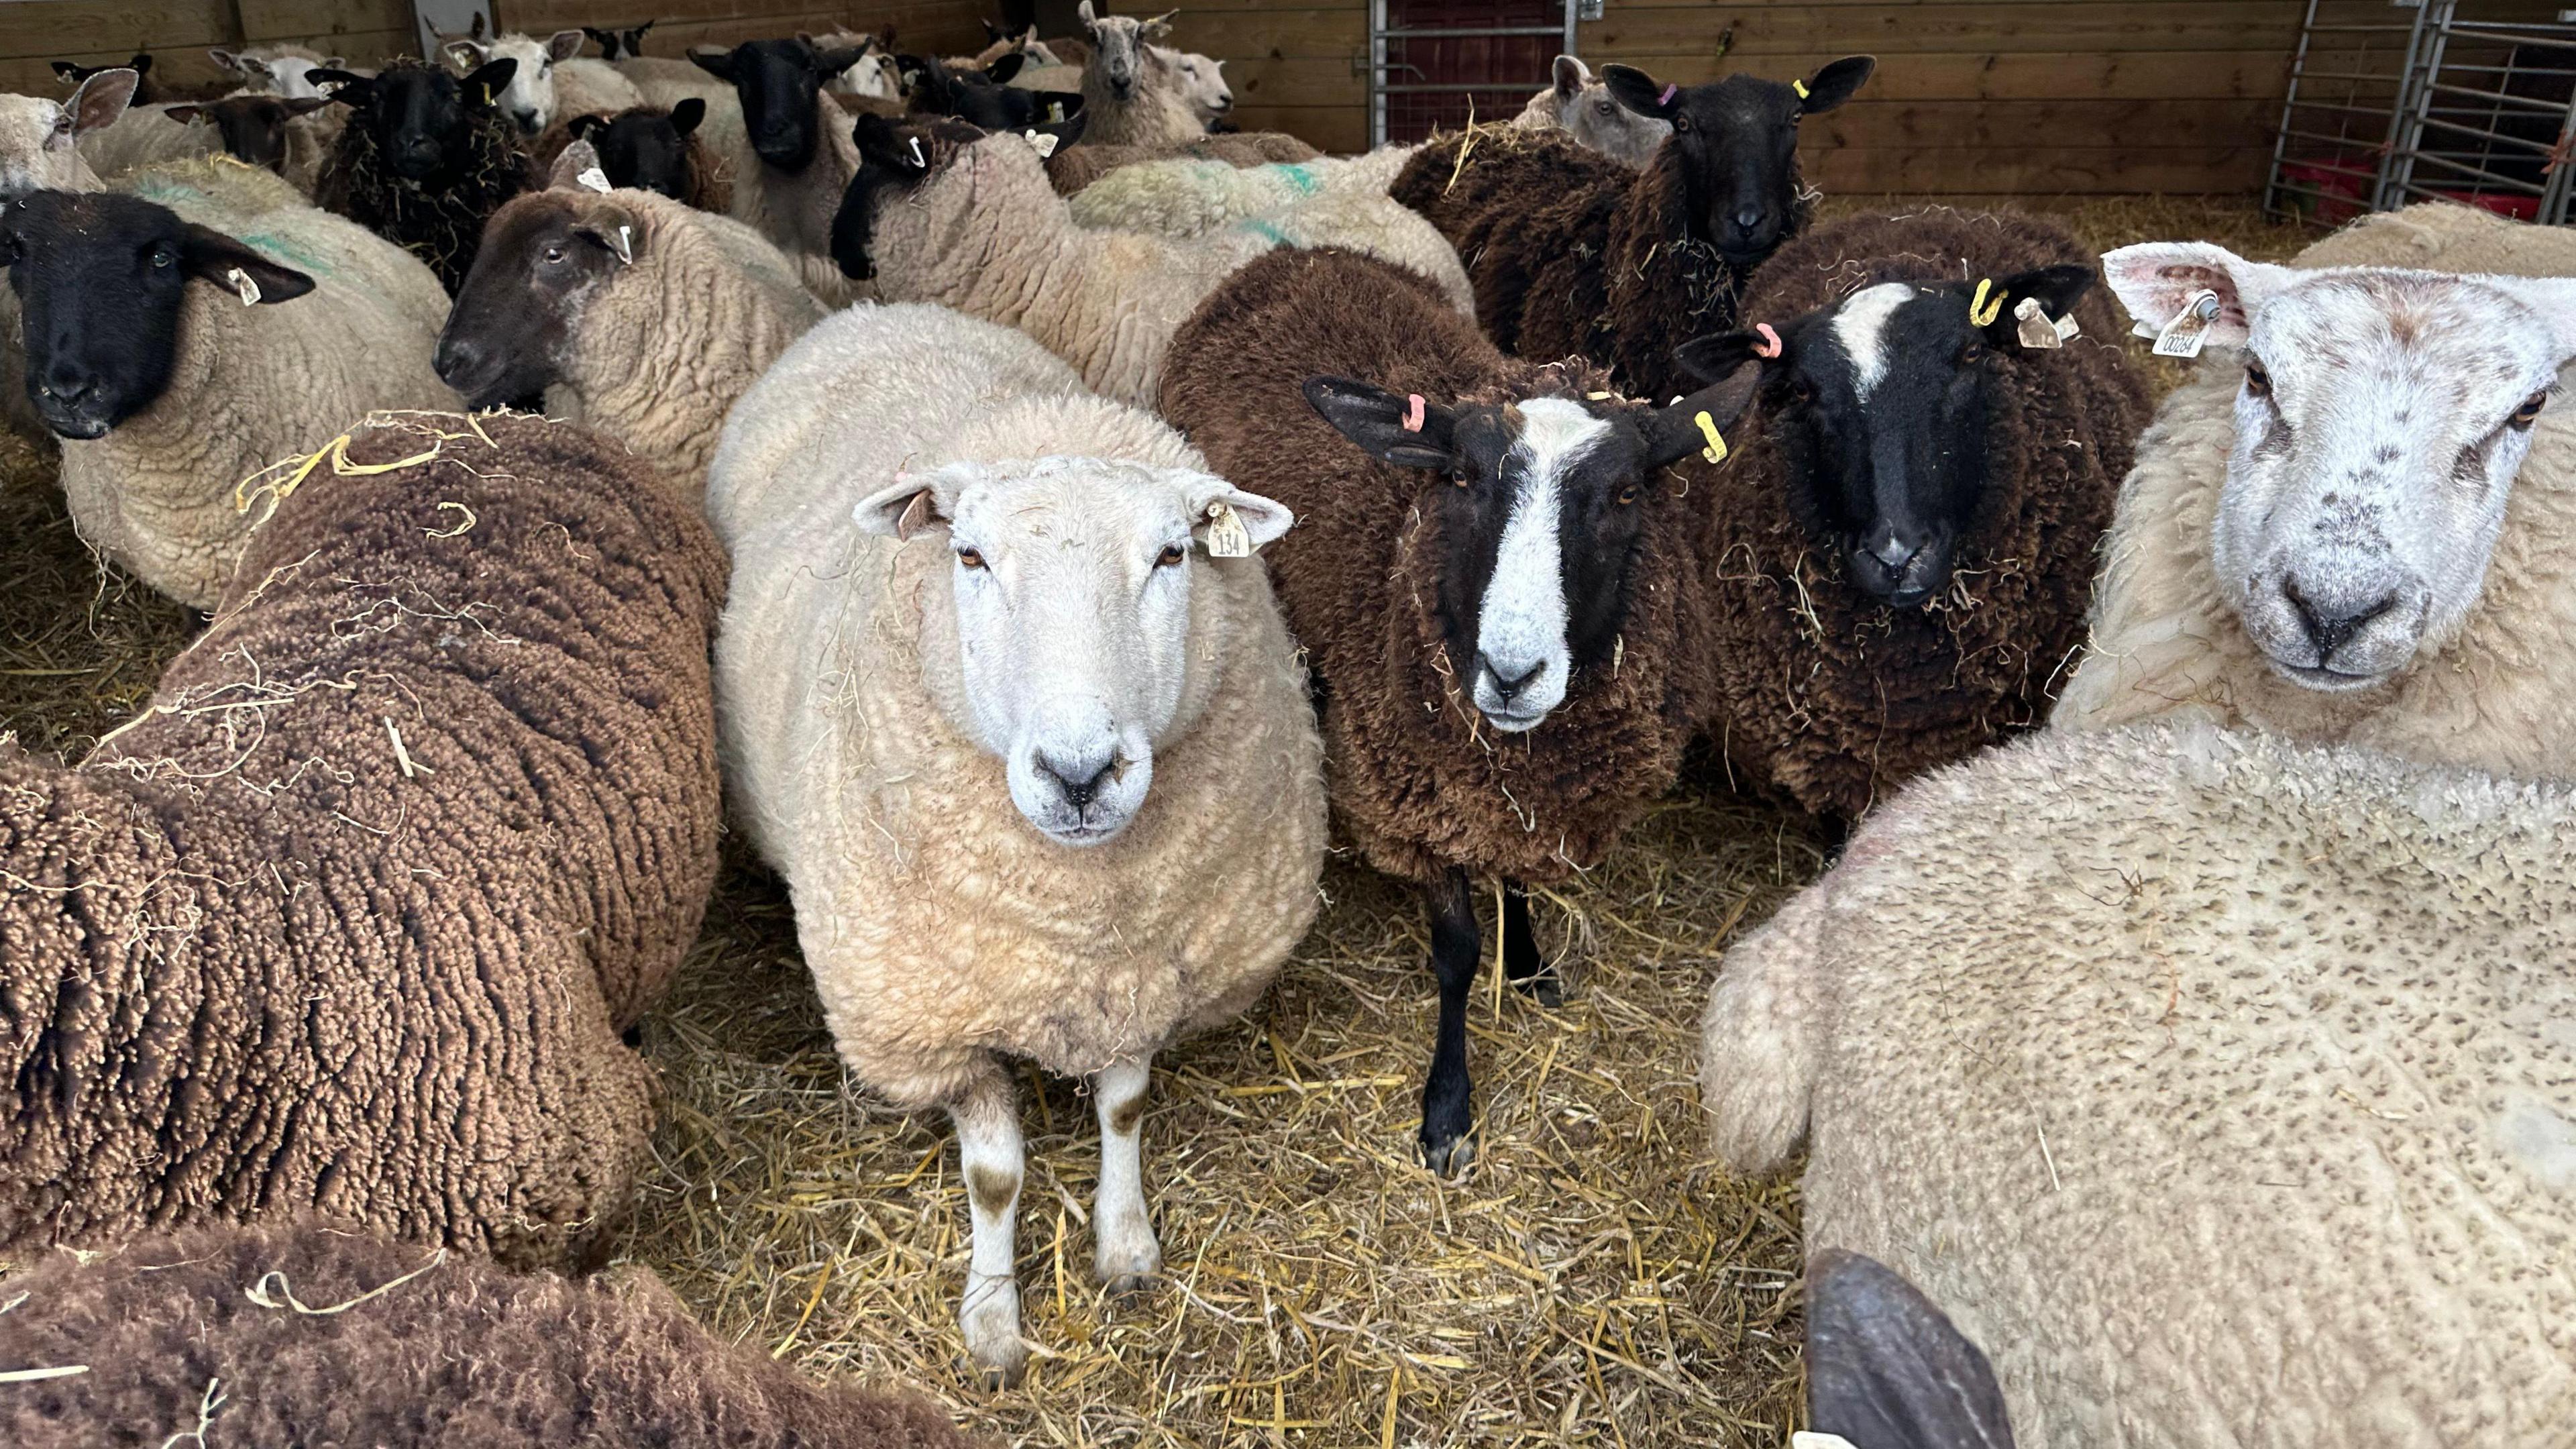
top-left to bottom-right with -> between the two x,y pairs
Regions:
1792,78 -> 1811,99
1657,82 -> 1678,106
2014,295 -> 2062,350
1048,100 -> 1066,123
610,224 -> 633,264
1968,277 -> 2004,327
1693,409 -> 1727,464
2151,288 -> 2222,359
1752,321 -> 1783,359
1790,1436 -> 1858,1449
1585,390 -> 1613,400
1401,393 -> 1428,433
577,165 -> 612,193
1202,499 -> 1253,558
1024,129 -> 1059,158
225,266 -> 262,306
2054,309 -> 2082,342
896,489 -> 932,541
908,136 -> 926,168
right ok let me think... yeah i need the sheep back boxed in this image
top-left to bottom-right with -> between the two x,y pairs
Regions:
1045,131 -> 1319,195
1695,209 -> 2146,820
1,413 -> 726,1269
1162,248 -> 1714,885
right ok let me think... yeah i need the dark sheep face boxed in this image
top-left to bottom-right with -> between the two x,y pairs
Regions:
568,100 -> 701,201
904,52 -> 1083,131
54,54 -> 152,86
1303,372 -> 1758,732
319,59 -> 518,185
830,111 -> 1085,279
1676,263 -> 2096,607
582,20 -> 654,60
691,38 -> 863,172
0,191 -> 313,439
1602,56 -> 1872,266
166,95 -> 329,173
435,193 -> 629,407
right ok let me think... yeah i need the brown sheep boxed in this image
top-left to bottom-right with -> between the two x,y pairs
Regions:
0,413 -> 725,1270
1046,131 -> 1319,195
0,1222 -> 985,1448
1161,247 -> 1757,1177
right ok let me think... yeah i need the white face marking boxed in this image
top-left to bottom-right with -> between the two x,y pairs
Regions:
1831,281 -> 1913,401
1472,396 -> 1609,731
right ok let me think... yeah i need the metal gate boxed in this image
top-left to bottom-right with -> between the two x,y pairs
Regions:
1367,0 -> 1582,148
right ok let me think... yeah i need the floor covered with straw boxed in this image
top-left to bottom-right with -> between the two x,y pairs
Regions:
0,197 -> 2303,1447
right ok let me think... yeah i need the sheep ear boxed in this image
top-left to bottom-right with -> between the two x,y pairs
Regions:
1601,64 -> 1678,121
444,39 -> 486,70
64,68 -> 139,142
180,225 -> 315,305
1975,264 -> 2096,352
2475,276 -> 2576,360
1551,54 -> 1589,101
549,136 -> 606,189
689,46 -> 739,82
1672,329 -> 1776,386
574,211 -> 641,265
2100,242 -> 2286,350
583,27 -> 614,50
1799,56 -> 1874,113
818,46 -> 869,78
131,53 -> 154,75
669,97 -> 705,136
1183,474 -> 1293,553
853,466 -> 973,538
209,47 -> 244,74
284,96 -> 329,118
1807,1251 -> 2017,1449
1644,364 -> 1760,469
1303,376 -> 1459,471
985,50 -> 1026,84
1142,9 -> 1177,38
1078,0 -> 1100,28
308,69 -> 372,108
166,104 -> 204,125
546,30 -> 586,62
463,59 -> 518,109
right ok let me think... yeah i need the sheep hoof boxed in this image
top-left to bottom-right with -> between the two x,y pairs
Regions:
1417,1127 -> 1477,1180
1511,971 -> 1564,1009
975,1361 -> 1026,1393
1104,1273 -> 1162,1302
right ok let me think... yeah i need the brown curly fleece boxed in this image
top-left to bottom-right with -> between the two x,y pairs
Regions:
0,413 -> 726,1270
316,60 -> 535,292
1162,248 -> 1719,886
1046,131 -> 1320,195
1695,209 -> 2148,820
1391,124 -> 1782,402
0,1221 -> 983,1448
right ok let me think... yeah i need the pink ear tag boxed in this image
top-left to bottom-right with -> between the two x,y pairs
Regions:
1658,83 -> 1678,106
1402,393 -> 1426,433
1753,323 -> 1782,360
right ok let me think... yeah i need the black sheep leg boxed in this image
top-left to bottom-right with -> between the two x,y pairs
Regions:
1500,884 -> 1560,1007
1418,866 -> 1481,1178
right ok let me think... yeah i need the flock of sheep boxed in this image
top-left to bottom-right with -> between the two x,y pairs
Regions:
0,7 -> 2569,1446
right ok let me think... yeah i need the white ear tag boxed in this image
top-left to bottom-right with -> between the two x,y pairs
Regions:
1047,101 -> 1065,123
576,165 -> 611,193
896,489 -> 931,541
225,266 -> 261,306
2013,295 -> 2062,351
1024,129 -> 1059,158
1792,1436 -> 1861,1449
908,136 -> 926,168
2151,288 -> 2222,359
2055,309 -> 2082,342
1202,500 -> 1252,558
610,224 -> 633,264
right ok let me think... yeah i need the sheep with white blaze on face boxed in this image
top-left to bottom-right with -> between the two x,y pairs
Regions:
704,302 -> 1327,1387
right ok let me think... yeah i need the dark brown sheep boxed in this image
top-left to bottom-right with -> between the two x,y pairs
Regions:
0,1222 -> 985,1448
1161,247 -> 1756,1176
1046,131 -> 1318,195
0,413 -> 725,1270
314,58 -> 536,291
1676,209 -> 2149,820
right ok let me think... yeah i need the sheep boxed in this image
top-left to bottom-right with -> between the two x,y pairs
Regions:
1655,209 -> 2149,822
208,41 -> 342,99
0,411 -> 726,1269
0,70 -> 131,442
704,301 -> 1326,1386
2055,226 -> 2576,781
313,58 -> 534,292
834,117 -> 1468,406
72,101 -> 222,180
162,94 -> 332,182
0,1222 -> 983,1449
1072,2 -> 1201,146
1510,54 -> 1670,168
52,53 -> 227,107
437,143 -> 824,493
1698,719 -> 2576,1447
529,101 -> 731,211
1161,246 -> 1762,1175
1044,129 -> 1319,195
5,158 -> 451,606
1391,56 -> 1876,402
580,21 -> 656,62
1157,46 -> 1229,128
443,28 -> 644,139
901,52 -> 1083,131
688,36 -> 876,307
1063,148 -> 1419,235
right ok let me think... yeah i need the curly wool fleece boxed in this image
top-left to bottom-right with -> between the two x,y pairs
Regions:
0,413 -> 726,1269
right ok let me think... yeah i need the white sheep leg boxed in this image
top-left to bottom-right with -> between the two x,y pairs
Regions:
1091,1053 -> 1161,1295
950,1071 -> 1029,1388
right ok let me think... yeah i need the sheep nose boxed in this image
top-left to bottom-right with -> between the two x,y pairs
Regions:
1035,749 -> 1117,809
431,332 -> 486,389
1862,525 -> 1919,573
1729,206 -> 1765,237
1479,654 -> 1545,704
40,370 -> 93,409
2282,576 -> 2399,660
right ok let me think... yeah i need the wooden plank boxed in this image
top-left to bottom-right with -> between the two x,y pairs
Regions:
591,13 -> 991,60
1811,145 -> 2271,195
239,0 -> 408,42
0,0 -> 235,62
1578,5 -> 2304,57
1223,103 -> 1366,154
1161,11 -> 1365,60
0,44 -> 235,96
505,0 -> 984,50
1580,50 -> 2302,103
255,28 -> 416,64
1810,97 -> 2278,151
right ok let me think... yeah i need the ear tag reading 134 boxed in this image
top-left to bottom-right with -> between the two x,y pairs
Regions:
2151,288 -> 2223,359
1203,500 -> 1253,558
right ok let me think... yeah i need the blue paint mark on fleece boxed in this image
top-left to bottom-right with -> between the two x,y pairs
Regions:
233,232 -> 333,278
1238,219 -> 1289,245
1279,162 -> 1320,196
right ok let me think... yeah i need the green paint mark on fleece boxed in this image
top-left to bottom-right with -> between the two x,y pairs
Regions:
1279,162 -> 1320,196
1238,219 -> 1289,245
233,232 -> 333,280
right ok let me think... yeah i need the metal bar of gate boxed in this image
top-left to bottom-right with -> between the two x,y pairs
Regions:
1370,1 -> 1580,148
2264,0 -> 2324,217
2380,0 -> 2459,212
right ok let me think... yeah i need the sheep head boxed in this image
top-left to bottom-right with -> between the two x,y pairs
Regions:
1548,55 -> 1670,168
318,58 -> 519,186
0,70 -> 129,199
691,36 -> 865,171
1601,56 -> 1873,266
436,176 -> 645,410
445,30 -> 585,137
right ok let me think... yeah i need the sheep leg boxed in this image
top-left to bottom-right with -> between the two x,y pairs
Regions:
1500,884 -> 1560,1008
1418,867 -> 1482,1179
949,1070 -> 1029,1389
1090,1053 -> 1162,1297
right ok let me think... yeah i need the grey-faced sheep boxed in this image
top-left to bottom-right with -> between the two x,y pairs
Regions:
443,27 -> 645,140
1043,129 -> 1320,195
833,116 -> 1468,407
1072,3 -> 1201,146
1161,246 -> 1760,1176
1391,56 -> 1875,402
3,158 -> 456,608
437,144 -> 824,493
0,411 -> 725,1269
312,58 -> 535,292
1064,148 -> 1419,237
1662,209 -> 2149,822
705,302 -> 1326,1386
2057,215 -> 2576,782
688,35 -> 877,305
0,1222 -> 982,1448
1510,55 -> 1670,168
1701,720 -> 2576,1447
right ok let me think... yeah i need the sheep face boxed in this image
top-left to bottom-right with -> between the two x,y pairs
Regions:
211,47 -> 341,100
566,101 -> 702,201
1155,48 -> 1230,125
1601,56 -> 1872,266
1547,56 -> 1670,168
436,191 -> 633,408
853,458 -> 1293,845
0,191 -> 311,439
2106,243 -> 2576,691
1676,264 -> 2098,608
580,21 -> 653,62
0,72 -> 129,199
447,30 -> 584,138
1080,5 -> 1173,106
164,95 -> 329,173
1304,376 -> 1758,731
319,58 -> 518,186
692,37 -> 865,172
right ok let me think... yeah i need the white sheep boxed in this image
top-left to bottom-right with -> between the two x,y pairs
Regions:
704,301 -> 1326,1387
1509,55 -> 1671,168
72,101 -> 221,180
1699,719 -> 2576,1446
207,42 -> 342,99
443,28 -> 643,138
2054,219 -> 2576,780
1073,3 -> 1201,146
1063,147 -> 1421,235
1155,46 -> 1228,127
842,122 -> 1472,405
8,156 -> 455,606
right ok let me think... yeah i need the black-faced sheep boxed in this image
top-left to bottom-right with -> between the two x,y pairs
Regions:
581,21 -> 656,62
688,35 -> 875,305
531,99 -> 731,211
1161,247 -> 1758,1176
900,51 -> 1083,131
313,58 -> 535,292
0,412 -> 725,1269
1667,209 -> 2147,822
1390,57 -> 1874,402
0,1222 -> 984,1448
1044,129 -> 1320,195
162,94 -> 332,180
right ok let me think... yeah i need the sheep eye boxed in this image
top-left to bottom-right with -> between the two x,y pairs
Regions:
541,244 -> 567,264
2243,361 -> 2271,398
1790,378 -> 1815,404
2510,389 -> 2548,430
1155,543 -> 1186,568
149,247 -> 174,268
957,547 -> 987,570
1595,100 -> 1615,115
1615,482 -> 1640,506
1959,341 -> 1984,364
1670,115 -> 1690,133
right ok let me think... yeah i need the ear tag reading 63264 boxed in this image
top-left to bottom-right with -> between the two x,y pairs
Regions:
2151,288 -> 2223,359
1202,500 -> 1253,558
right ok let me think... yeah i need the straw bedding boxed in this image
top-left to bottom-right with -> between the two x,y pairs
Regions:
0,197 -> 2298,1444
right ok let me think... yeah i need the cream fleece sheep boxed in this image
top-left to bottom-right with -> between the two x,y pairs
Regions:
706,301 -> 1325,1385
50,158 -> 455,606
1510,55 -> 1670,168
1700,720 -> 2576,1446
73,102 -> 220,179
1073,3 -> 1201,147
2054,207 -> 2576,779
1063,146 -> 1418,231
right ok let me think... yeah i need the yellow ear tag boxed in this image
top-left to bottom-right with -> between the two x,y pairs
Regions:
1969,277 -> 2004,327
1694,409 -> 1727,464
1792,79 -> 1810,99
